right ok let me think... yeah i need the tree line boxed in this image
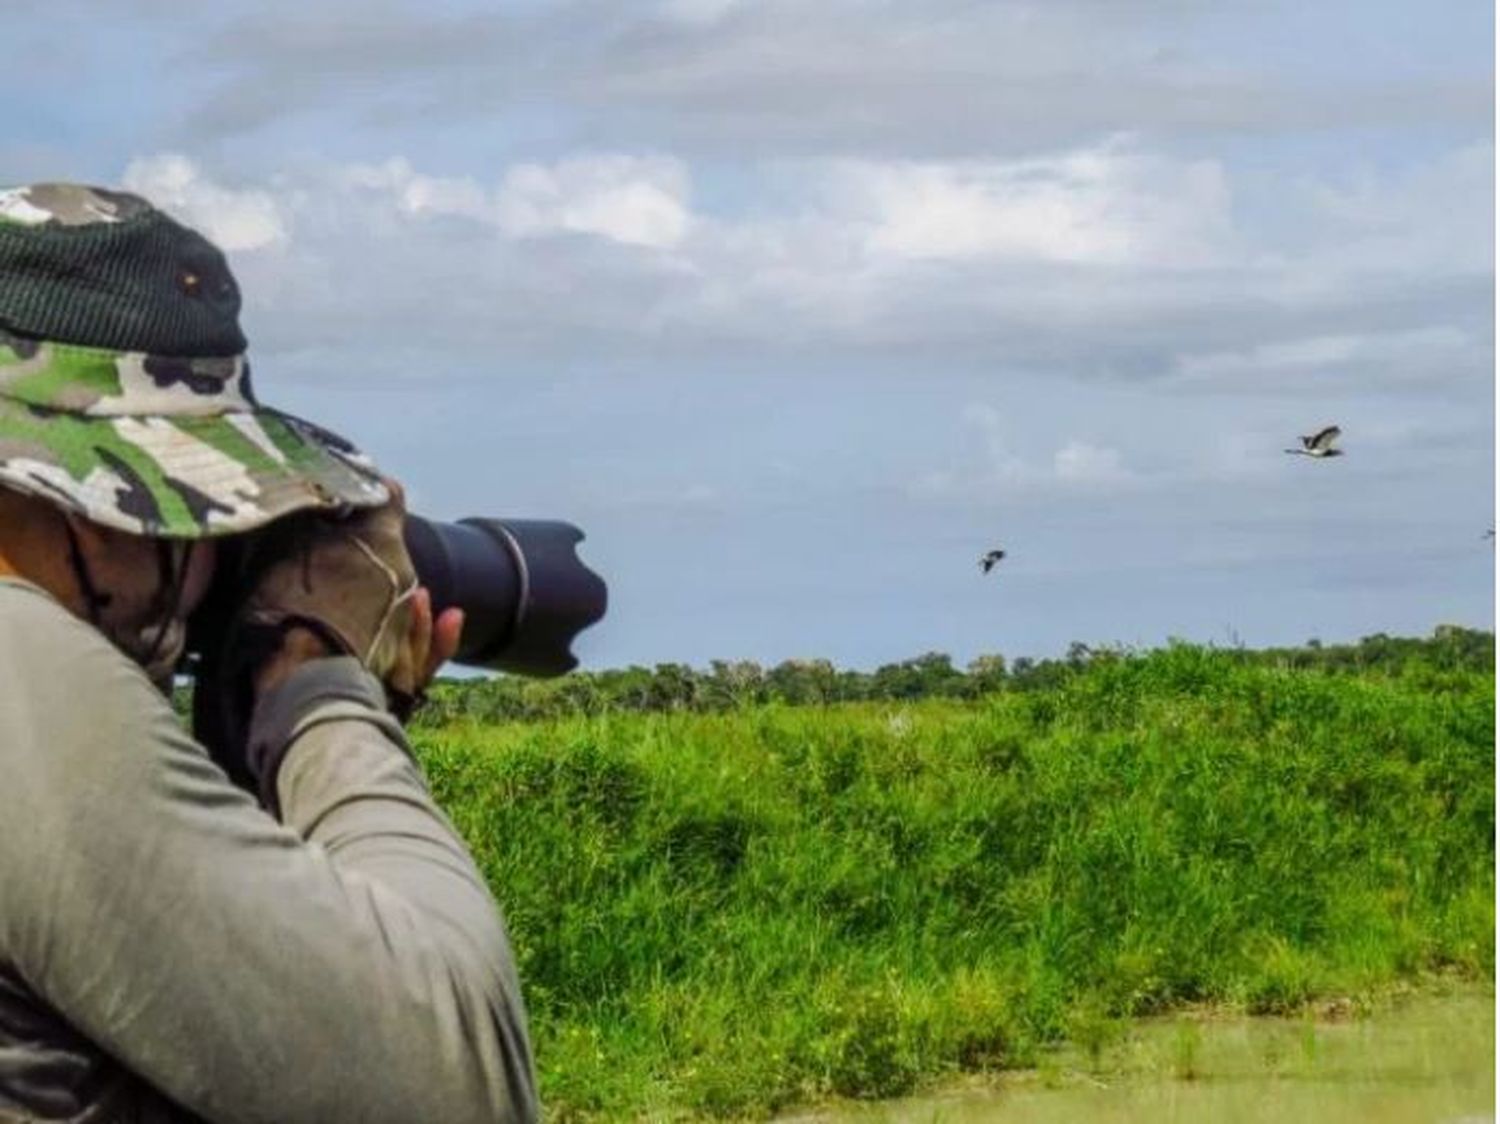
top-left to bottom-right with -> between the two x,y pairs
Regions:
411,625 -> 1494,726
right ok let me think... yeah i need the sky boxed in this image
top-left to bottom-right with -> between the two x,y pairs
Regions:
2,0 -> 1493,672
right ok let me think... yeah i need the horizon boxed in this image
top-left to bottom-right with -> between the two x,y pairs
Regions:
441,620 -> 1494,679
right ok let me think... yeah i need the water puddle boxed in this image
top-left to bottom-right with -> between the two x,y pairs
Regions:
788,988 -> 1494,1124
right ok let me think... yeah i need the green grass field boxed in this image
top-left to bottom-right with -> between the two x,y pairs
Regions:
411,641 -> 1494,1119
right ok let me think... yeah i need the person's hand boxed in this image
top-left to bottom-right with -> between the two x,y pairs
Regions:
190,478 -> 463,793
257,589 -> 465,706
383,586 -> 465,702
242,479 -> 463,711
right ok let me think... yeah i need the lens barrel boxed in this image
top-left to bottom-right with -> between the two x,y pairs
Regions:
402,516 -> 607,675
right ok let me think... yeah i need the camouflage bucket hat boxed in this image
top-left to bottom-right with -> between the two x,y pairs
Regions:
0,182 -> 388,538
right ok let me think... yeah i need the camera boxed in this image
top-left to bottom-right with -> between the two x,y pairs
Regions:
184,511 -> 606,786
187,512 -> 607,677
401,515 -> 607,675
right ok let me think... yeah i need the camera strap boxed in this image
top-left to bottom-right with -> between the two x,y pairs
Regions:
63,514 -> 194,674
138,539 -> 194,671
62,518 -> 110,626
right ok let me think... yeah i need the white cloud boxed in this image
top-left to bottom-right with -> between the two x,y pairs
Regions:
912,404 -> 1139,500
657,0 -> 743,26
1053,441 -> 1129,483
497,156 -> 693,249
331,158 -> 495,224
836,140 -> 1233,267
117,140 -> 1489,397
1304,142 -> 1494,274
171,2 -> 1490,161
960,401 -> 1032,486
399,173 -> 490,221
122,153 -> 286,251
323,153 -> 696,250
1250,142 -> 1495,316
1171,325 -> 1487,390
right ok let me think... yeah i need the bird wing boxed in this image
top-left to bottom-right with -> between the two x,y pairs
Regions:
1309,425 -> 1341,452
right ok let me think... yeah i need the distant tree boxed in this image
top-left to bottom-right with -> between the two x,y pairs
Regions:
871,652 -> 963,700
553,675 -> 606,716
646,663 -> 699,711
1008,656 -> 1072,692
608,666 -> 657,711
833,669 -> 870,704
767,658 -> 837,705
407,626 -> 1494,721
966,654 -> 1008,695
706,660 -> 764,709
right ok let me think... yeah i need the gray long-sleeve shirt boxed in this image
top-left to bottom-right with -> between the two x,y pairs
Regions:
0,576 -> 538,1123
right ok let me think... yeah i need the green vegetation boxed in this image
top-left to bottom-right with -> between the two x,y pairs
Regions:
408,631 -> 1495,1119
414,625 -> 1495,723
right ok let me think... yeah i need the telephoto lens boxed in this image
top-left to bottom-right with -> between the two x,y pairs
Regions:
402,516 -> 607,676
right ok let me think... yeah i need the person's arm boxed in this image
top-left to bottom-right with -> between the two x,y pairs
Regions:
2,613 -> 537,1124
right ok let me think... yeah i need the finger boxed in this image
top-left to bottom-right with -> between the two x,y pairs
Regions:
412,585 -> 432,653
426,607 -> 464,681
399,586 -> 433,690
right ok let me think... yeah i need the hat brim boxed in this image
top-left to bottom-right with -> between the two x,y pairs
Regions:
0,399 -> 389,538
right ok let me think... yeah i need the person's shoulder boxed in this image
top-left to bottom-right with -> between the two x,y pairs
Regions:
0,577 -> 113,660
0,577 -> 185,799
0,576 -> 68,618
0,577 -> 156,704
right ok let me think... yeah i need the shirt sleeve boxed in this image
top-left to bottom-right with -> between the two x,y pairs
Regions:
0,588 -> 538,1124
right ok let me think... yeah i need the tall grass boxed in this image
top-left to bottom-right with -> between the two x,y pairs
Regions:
412,642 -> 1494,1119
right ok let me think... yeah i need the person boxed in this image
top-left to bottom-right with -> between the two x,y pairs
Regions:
0,183 -> 539,1123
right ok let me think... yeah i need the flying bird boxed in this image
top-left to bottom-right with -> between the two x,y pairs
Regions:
979,549 -> 1006,574
1285,425 -> 1344,458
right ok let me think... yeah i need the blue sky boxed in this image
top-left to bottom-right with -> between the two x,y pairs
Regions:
5,0 -> 1493,670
